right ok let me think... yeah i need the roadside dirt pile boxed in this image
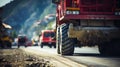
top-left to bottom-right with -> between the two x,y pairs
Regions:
0,49 -> 55,67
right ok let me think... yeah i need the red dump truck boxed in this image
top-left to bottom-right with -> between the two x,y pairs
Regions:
52,0 -> 120,55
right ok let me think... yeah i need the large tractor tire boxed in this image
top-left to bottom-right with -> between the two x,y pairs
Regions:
59,24 -> 74,55
98,42 -> 109,55
2,41 -> 12,48
109,40 -> 120,56
40,43 -> 43,48
7,41 -> 12,48
99,40 -> 120,56
56,27 -> 60,54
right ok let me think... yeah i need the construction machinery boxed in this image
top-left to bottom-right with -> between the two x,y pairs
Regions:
0,21 -> 12,48
52,0 -> 120,55
0,7 -> 13,48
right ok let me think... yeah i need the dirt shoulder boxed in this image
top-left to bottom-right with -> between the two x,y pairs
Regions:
0,49 -> 55,67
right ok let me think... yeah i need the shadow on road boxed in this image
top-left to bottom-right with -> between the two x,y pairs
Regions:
74,53 -> 100,56
73,53 -> 120,58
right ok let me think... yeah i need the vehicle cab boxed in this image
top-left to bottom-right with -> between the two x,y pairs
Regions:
38,30 -> 56,48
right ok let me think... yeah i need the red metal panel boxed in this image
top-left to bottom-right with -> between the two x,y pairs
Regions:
66,0 -> 72,7
79,0 -> 115,15
64,14 -> 120,20
58,0 -> 120,22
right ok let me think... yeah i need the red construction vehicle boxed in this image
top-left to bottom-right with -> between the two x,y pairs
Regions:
52,0 -> 120,55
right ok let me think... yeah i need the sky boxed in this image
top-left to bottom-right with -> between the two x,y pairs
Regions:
0,0 -> 13,7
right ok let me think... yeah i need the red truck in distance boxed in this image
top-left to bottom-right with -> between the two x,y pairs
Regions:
38,30 -> 56,48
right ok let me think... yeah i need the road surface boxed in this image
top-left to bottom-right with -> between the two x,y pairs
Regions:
13,46 -> 120,67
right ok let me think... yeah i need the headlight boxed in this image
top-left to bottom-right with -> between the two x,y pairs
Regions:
115,12 -> 120,15
73,11 -> 79,14
66,10 -> 79,15
66,11 -> 72,14
73,11 -> 76,14
76,11 -> 79,14
115,12 -> 118,15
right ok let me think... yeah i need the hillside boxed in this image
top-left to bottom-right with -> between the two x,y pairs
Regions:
1,0 -> 56,38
